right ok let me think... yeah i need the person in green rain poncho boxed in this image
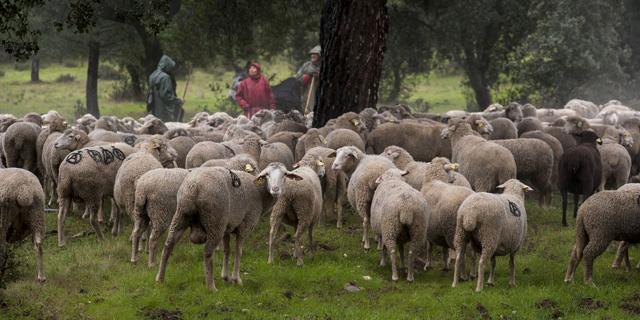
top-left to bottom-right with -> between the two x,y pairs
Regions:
148,55 -> 184,122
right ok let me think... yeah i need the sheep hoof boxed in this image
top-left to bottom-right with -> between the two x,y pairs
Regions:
221,275 -> 230,282
58,242 -> 65,248
391,276 -> 399,282
232,277 -> 243,286
486,282 -> 495,287
407,276 -> 414,282
207,285 -> 218,292
37,276 -> 46,283
508,282 -> 516,288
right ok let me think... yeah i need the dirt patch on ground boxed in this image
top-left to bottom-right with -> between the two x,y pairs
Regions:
140,307 -> 182,320
476,303 -> 490,319
578,297 -> 607,311
535,298 -> 563,319
620,293 -> 640,315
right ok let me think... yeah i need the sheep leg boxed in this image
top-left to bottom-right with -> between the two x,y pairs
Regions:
130,216 -> 149,263
612,241 -> 630,271
376,235 -> 383,251
268,212 -> 284,265
155,227 -> 186,283
582,241 -> 609,286
362,216 -> 371,250
307,223 -> 315,252
88,202 -> 104,241
57,197 -> 70,247
203,238 -> 218,292
487,256 -> 496,286
442,247 -> 450,271
561,190 -> 568,226
508,253 -> 516,287
398,242 -> 405,269
231,234 -> 244,285
32,230 -> 46,282
379,244 -> 387,267
221,233 -> 231,281
452,228 -> 468,287
294,223 -> 307,266
572,192 -> 580,219
407,241 -> 416,282
96,197 -> 104,224
387,240 -> 399,281
356,193 -> 372,250
475,251 -> 490,292
424,241 -> 432,270
148,227 -> 164,267
564,244 -> 582,282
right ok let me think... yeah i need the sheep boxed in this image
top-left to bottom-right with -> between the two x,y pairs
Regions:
130,168 -> 189,266
420,158 -> 474,272
370,168 -> 429,282
326,128 -> 365,152
94,116 -> 119,132
74,113 -> 97,133
520,130 -> 564,188
201,154 -> 259,174
333,112 -> 369,141
0,114 -> 18,132
381,145 -> 428,190
2,121 -> 41,174
492,138 -> 554,205
536,108 -> 578,123
0,168 -> 46,282
259,142 -> 294,170
168,135 -> 196,168
564,188 -> 640,285
557,131 -> 603,226
441,118 -> 517,192
56,143 -> 136,246
565,99 -> 599,119
452,179 -> 532,292
294,128 -> 326,161
255,158 -> 324,266
36,113 -> 67,184
137,118 -> 168,135
522,104 -> 537,118
465,114 -> 494,138
185,141 -> 239,168
516,117 -> 544,137
267,131 -> 303,154
155,166 -> 265,291
598,142 -> 632,191
303,147 -> 348,228
610,184 -> 640,271
488,118 -> 517,140
367,121 -> 451,162
113,136 -> 175,236
332,146 -> 396,249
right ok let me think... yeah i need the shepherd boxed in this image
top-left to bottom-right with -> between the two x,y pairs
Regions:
296,45 -> 321,113
235,62 -> 276,118
148,55 -> 184,122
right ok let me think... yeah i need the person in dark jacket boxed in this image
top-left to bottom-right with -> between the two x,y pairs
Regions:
296,45 -> 321,111
148,55 -> 183,122
235,62 -> 276,118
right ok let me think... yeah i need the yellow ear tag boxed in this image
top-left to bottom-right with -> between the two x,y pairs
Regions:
245,164 -> 254,173
255,177 -> 265,185
317,160 -> 325,167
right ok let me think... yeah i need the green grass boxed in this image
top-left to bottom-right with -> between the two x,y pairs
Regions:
0,62 -> 466,121
2,195 -> 640,319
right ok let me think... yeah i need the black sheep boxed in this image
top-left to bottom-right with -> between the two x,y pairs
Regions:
557,131 -> 603,226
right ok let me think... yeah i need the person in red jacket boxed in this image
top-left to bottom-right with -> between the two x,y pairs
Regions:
235,62 -> 276,118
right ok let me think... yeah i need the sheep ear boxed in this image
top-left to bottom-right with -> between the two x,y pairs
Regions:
522,184 -> 534,192
375,175 -> 385,184
316,159 -> 325,167
596,138 -> 603,145
320,136 -> 328,144
400,170 -> 409,176
74,134 -> 81,141
444,163 -> 459,171
347,150 -> 359,160
244,164 -> 255,173
254,176 -> 266,185
327,151 -> 337,159
292,162 -> 300,169
496,183 -> 506,191
285,172 -> 303,181
390,151 -> 400,159
259,140 -> 268,146
350,118 -> 360,126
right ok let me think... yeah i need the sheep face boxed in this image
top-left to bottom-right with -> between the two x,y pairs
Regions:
561,117 -> 586,134
619,129 -> 634,147
496,179 -> 533,195
142,138 -> 177,168
294,155 -> 326,178
54,129 -> 87,150
140,119 -> 168,135
381,146 -> 403,161
474,119 -> 494,137
255,162 -> 303,197
331,146 -> 359,171
506,103 -> 523,122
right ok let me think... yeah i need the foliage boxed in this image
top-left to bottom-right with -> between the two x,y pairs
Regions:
0,244 -> 22,289
512,0 -> 628,106
97,64 -> 124,80
54,73 -> 76,83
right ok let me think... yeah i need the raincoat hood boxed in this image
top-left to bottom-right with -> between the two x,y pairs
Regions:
157,55 -> 176,73
249,62 -> 261,73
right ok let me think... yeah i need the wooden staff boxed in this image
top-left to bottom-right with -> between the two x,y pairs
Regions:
178,63 -> 192,122
304,75 -> 316,114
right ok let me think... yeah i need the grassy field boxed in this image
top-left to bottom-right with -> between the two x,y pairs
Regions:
2,196 -> 640,319
0,62 -> 466,120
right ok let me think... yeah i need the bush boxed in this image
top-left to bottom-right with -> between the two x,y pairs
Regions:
55,74 -> 76,83
109,78 -> 138,101
13,63 -> 29,71
98,65 -> 124,80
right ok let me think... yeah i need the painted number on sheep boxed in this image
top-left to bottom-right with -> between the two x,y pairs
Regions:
229,169 -> 242,188
65,151 -> 83,164
508,200 -> 521,217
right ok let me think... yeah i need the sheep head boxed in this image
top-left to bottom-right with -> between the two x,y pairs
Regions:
54,129 -> 89,150
255,162 -> 303,197
497,179 -> 533,195
375,168 -> 408,184
331,146 -> 362,172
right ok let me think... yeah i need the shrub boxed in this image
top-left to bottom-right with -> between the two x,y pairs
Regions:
55,74 -> 76,83
98,65 -> 124,80
13,63 -> 29,71
109,78 -> 138,101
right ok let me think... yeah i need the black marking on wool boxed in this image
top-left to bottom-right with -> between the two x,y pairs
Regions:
637,194 -> 640,207
123,135 -> 136,146
229,169 -> 241,188
223,144 -> 236,156
101,147 -> 115,164
86,149 -> 103,163
508,200 -> 521,217
112,147 -> 126,160
65,151 -> 83,164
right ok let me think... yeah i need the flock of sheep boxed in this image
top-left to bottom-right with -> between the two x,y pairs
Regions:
1,98 -> 639,293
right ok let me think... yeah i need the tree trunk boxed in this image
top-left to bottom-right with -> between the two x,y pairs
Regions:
30,56 -> 40,83
464,57 -> 492,111
312,0 -> 389,128
386,64 -> 402,103
125,64 -> 144,100
86,41 -> 100,118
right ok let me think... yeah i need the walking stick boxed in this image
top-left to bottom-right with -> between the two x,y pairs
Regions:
178,63 -> 192,122
303,75 -> 316,114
